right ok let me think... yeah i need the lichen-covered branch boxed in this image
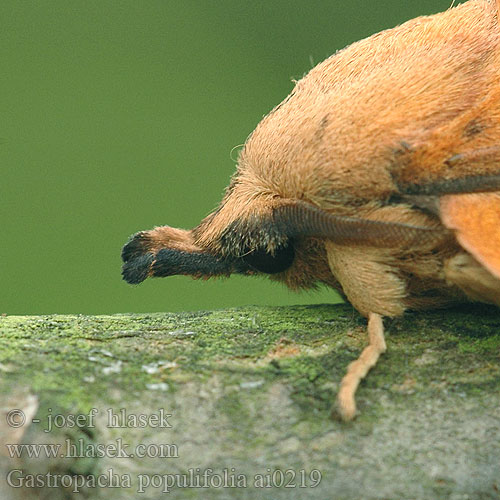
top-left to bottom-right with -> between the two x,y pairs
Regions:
1,304 -> 499,499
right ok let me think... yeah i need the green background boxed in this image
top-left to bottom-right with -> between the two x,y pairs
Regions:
2,0 -> 455,314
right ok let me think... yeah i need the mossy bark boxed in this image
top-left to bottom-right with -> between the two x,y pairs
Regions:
1,304 -> 499,499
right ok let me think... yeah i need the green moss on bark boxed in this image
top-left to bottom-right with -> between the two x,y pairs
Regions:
1,304 -> 499,499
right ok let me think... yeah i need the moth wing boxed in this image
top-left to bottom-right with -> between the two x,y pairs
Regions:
440,192 -> 500,279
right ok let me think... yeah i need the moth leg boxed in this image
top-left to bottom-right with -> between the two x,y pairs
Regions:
335,312 -> 386,421
325,242 -> 405,420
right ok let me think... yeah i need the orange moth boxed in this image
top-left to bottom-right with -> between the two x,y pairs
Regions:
122,0 -> 500,420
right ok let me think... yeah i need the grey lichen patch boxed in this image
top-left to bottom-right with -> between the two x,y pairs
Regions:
0,304 -> 499,499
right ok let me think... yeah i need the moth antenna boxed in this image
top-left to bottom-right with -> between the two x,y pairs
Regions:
399,173 -> 500,196
274,201 -> 444,248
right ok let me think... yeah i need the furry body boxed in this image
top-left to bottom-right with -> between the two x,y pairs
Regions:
122,0 -> 500,418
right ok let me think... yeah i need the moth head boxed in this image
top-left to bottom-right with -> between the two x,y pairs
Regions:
121,202 -> 305,285
122,200 -> 444,288
121,221 -> 297,285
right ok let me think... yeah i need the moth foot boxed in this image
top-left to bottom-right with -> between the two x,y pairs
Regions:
332,312 -> 386,422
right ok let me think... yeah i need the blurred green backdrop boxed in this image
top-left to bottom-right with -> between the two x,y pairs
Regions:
2,0 -> 455,314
